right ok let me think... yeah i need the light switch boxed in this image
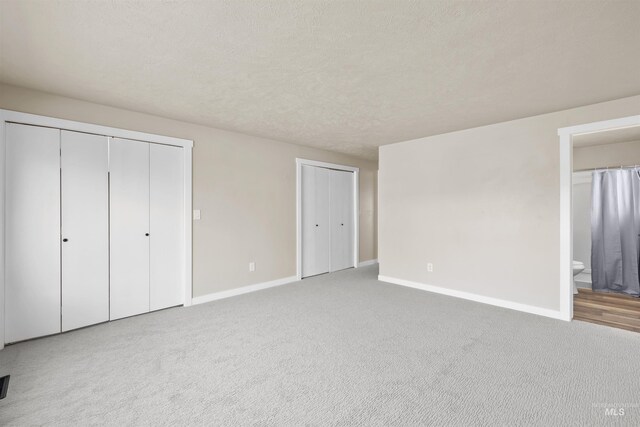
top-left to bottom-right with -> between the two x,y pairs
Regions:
193,209 -> 201,220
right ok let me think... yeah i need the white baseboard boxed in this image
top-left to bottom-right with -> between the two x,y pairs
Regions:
378,275 -> 566,321
358,259 -> 378,267
192,275 -> 298,305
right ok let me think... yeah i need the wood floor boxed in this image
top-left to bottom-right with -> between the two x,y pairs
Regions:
574,288 -> 640,332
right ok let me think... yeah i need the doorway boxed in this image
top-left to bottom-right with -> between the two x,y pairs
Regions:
558,115 -> 640,322
571,125 -> 640,331
296,159 -> 359,279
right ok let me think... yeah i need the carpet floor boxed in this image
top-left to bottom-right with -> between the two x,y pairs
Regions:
1,265 -> 639,426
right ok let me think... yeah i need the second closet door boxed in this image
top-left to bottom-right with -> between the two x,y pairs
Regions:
301,165 -> 331,277
330,169 -> 354,272
110,138 -> 150,320
150,144 -> 184,311
61,131 -> 109,331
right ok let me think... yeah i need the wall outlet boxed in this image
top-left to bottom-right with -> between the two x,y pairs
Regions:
249,262 -> 255,272
427,263 -> 433,272
193,209 -> 201,220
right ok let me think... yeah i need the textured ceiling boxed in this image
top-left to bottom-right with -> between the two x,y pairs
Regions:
1,1 -> 639,160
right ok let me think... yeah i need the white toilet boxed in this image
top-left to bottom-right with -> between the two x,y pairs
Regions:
572,260 -> 585,294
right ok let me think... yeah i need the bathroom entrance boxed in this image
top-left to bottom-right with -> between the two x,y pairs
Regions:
560,116 -> 640,331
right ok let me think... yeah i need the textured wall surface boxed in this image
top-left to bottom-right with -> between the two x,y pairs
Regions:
379,95 -> 640,312
572,179 -> 591,271
1,1 -> 639,159
574,139 -> 640,170
0,83 -> 377,298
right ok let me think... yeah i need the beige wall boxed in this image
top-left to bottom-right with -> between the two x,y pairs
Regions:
379,95 -> 640,312
574,139 -> 640,170
0,83 -> 377,298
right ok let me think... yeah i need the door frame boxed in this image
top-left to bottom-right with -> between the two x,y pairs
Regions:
557,114 -> 640,321
296,158 -> 359,280
0,109 -> 194,349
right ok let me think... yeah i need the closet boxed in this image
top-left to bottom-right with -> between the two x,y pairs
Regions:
301,164 -> 354,278
61,130 -> 110,332
110,138 -> 184,320
4,122 -> 185,343
6,124 -> 64,342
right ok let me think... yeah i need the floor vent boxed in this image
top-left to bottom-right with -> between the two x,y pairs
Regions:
0,375 -> 9,399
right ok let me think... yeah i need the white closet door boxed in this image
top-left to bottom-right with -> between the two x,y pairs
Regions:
150,144 -> 184,311
5,124 -> 61,342
330,169 -> 354,272
301,165 -> 317,277
316,168 -> 332,274
110,138 -> 150,320
301,165 -> 331,277
61,131 -> 109,331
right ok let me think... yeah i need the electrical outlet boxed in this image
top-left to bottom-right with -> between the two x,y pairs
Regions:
249,262 -> 255,272
193,209 -> 201,220
427,263 -> 433,272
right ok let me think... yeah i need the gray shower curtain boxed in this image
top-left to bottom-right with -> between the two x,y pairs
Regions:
591,169 -> 640,296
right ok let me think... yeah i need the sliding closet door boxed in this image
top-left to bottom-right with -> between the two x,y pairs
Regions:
301,165 -> 331,277
330,169 -> 354,272
110,138 -> 150,320
150,144 -> 184,311
61,131 -> 109,331
5,124 -> 61,342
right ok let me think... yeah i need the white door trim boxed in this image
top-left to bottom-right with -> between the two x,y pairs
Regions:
296,158 -> 359,280
0,109 -> 194,349
557,114 -> 640,322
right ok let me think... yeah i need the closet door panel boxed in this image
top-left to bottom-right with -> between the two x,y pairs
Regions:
330,170 -> 354,272
5,124 -> 61,342
61,131 -> 109,331
315,167 -> 331,273
301,165 -> 318,277
302,165 -> 332,277
302,165 -> 331,277
110,138 -> 150,320
150,144 -> 184,311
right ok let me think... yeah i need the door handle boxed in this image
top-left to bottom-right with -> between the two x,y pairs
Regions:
315,224 -> 318,227
341,223 -> 344,226
145,233 -> 150,236
62,238 -> 68,242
